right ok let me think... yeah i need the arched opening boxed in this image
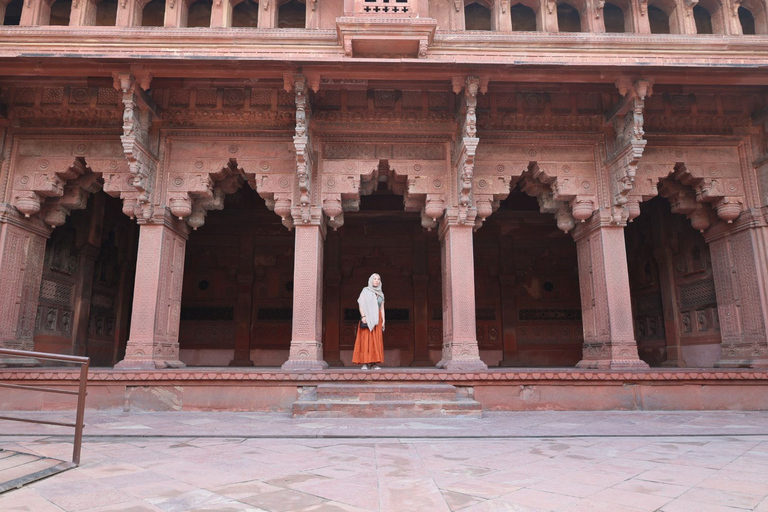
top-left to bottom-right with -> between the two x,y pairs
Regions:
328,174 -> 428,368
476,187 -> 582,367
464,1 -> 492,30
648,5 -> 670,33
49,0 -> 72,25
694,4 -> 713,33
277,0 -> 305,28
141,0 -> 165,26
511,3 -> 537,31
3,0 -> 23,25
187,0 -> 212,27
739,6 -> 757,33
95,0 -> 118,26
179,185 -> 296,367
557,2 -> 582,32
232,0 -> 258,27
34,190 -> 139,366
625,195 -> 721,367
603,2 -> 626,32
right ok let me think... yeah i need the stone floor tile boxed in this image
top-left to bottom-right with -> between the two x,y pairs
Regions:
439,489 -> 485,511
459,499 -> 536,511
660,498 -> 749,512
240,488 -> 328,512
378,478 -> 451,511
611,479 -> 689,498
44,488 -> 137,511
526,478 -> 603,498
0,487 -> 66,512
77,500 -> 166,512
208,479 -> 284,500
557,500 -> 647,512
696,475 -> 768,496
440,478 -> 520,499
291,477 -> 379,510
676,486 -> 764,509
146,489 -> 234,512
586,488 -> 673,511
635,465 -> 718,487
297,501 -> 375,512
498,488 -> 578,510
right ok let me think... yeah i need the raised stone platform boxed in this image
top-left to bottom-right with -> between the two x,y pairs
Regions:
292,383 -> 482,418
1,367 -> 768,412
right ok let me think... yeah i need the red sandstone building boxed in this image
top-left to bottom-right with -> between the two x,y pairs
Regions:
1,0 -> 768,410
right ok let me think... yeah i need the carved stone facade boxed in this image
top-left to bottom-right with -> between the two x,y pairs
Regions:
1,1 -> 768,372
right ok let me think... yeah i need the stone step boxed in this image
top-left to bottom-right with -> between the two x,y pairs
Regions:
292,384 -> 482,418
293,400 -> 482,418
315,383 -> 458,402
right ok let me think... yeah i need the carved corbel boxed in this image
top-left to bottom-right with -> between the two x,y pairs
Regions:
453,76 -> 480,226
547,0 -> 556,14
501,0 -> 510,13
454,0 -> 461,12
605,77 -> 654,224
684,0 -> 698,14
674,164 -> 745,224
639,0 -> 648,15
659,179 -> 712,232
595,0 -> 605,18
293,74 -> 313,225
731,0 -> 742,16
114,72 -> 159,221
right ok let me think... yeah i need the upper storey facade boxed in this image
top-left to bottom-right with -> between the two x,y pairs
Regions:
1,0 -> 768,71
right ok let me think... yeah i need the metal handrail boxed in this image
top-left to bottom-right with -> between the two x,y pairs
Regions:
0,348 -> 89,466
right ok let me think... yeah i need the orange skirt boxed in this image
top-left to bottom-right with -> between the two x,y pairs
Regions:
352,311 -> 384,364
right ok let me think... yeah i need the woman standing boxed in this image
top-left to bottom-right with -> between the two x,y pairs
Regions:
352,273 -> 385,370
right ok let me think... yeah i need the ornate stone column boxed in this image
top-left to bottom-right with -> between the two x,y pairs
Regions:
282,210 -> 328,371
115,211 -> 188,369
436,209 -> 487,371
573,211 -> 649,369
0,204 -> 49,366
706,211 -> 768,367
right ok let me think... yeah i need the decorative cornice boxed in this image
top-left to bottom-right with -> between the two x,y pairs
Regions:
2,368 -> 768,383
2,30 -> 768,70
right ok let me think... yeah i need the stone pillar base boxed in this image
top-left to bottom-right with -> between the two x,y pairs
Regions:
437,359 -> 488,371
576,358 -> 650,370
115,358 -> 186,370
281,359 -> 329,371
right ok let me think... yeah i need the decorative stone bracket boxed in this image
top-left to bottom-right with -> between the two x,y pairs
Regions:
519,163 -> 596,233
167,156 -> 298,230
604,78 -> 654,225
114,72 -> 159,222
452,76 -> 483,227
287,73 -> 313,228
11,142 -> 134,228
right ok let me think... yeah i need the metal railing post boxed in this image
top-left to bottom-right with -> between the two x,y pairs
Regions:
0,348 -> 90,467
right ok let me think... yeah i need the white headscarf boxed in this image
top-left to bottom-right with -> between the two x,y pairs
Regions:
358,273 -> 384,331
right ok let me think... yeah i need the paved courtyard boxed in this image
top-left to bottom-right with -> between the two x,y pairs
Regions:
1,411 -> 768,512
